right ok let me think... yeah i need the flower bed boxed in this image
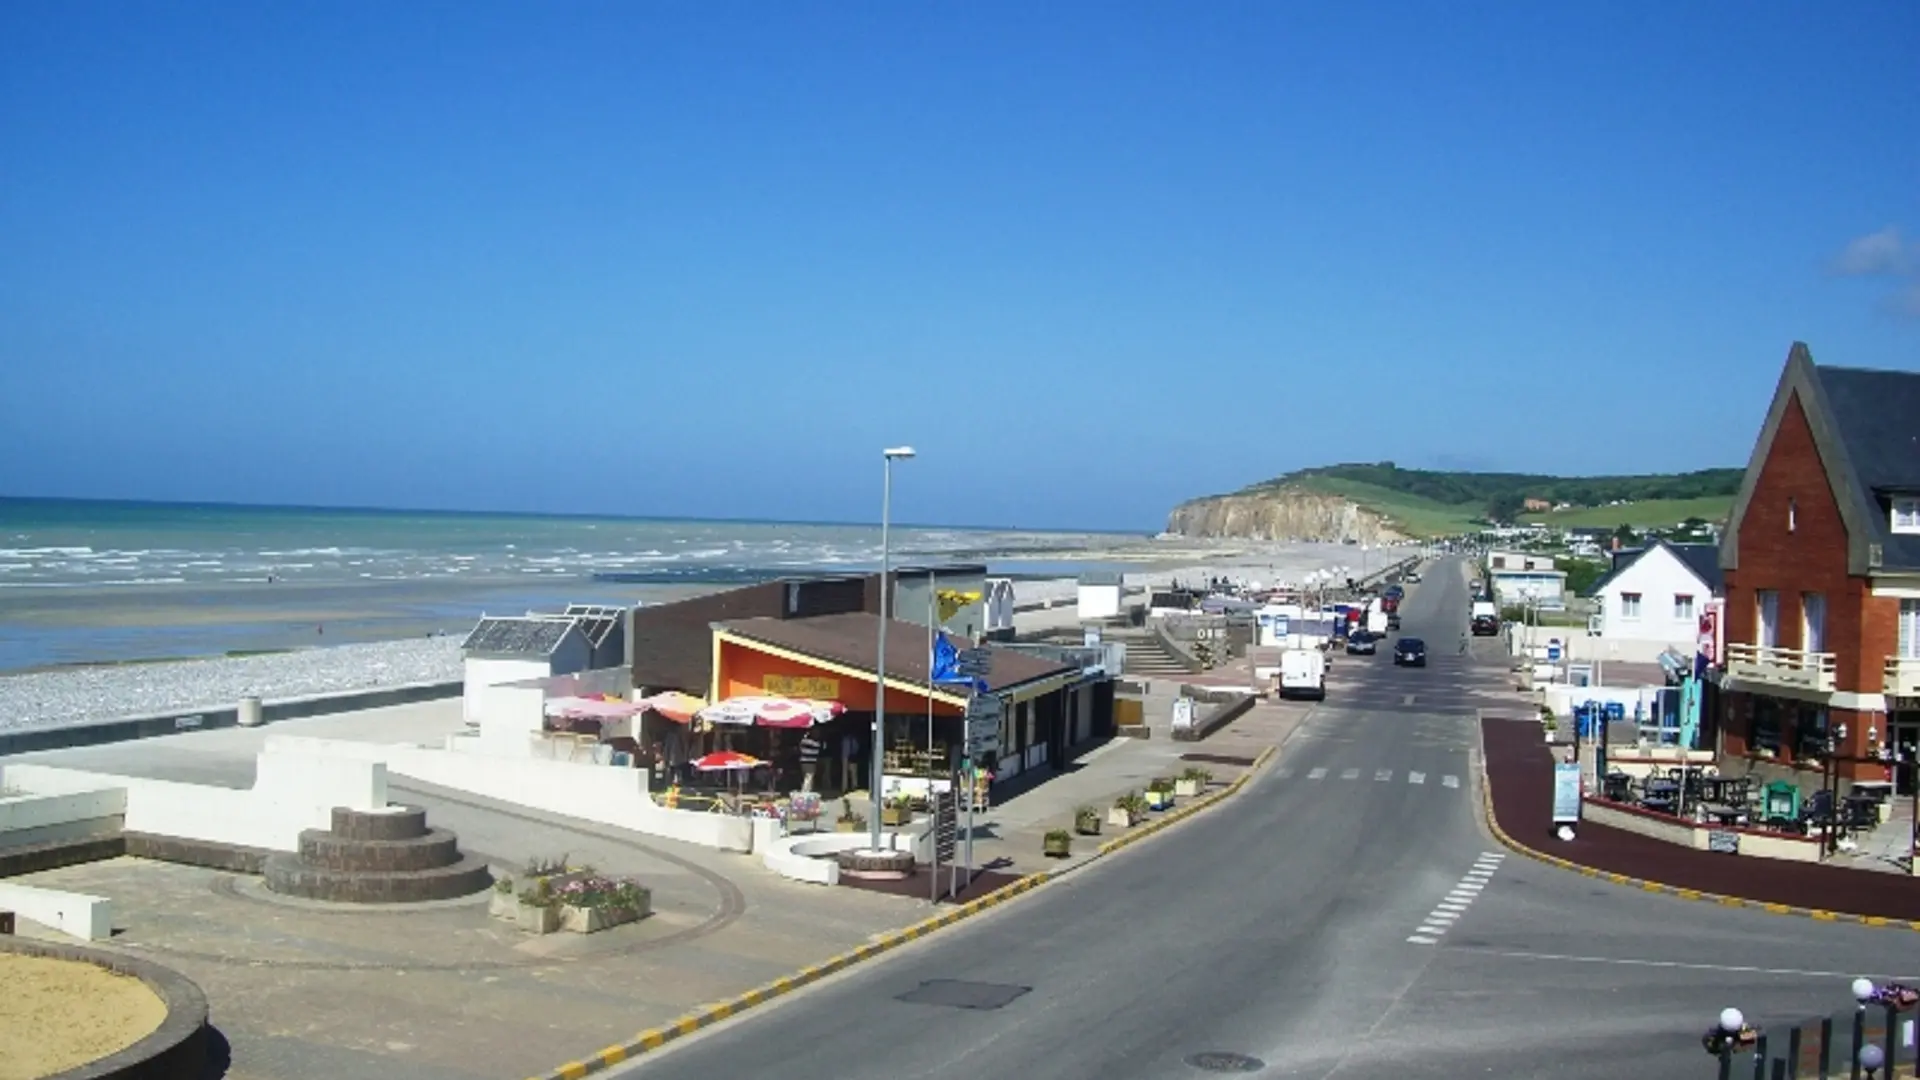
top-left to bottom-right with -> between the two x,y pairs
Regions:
553,875 -> 652,934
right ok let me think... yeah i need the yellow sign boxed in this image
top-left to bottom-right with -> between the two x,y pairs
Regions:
763,674 -> 840,700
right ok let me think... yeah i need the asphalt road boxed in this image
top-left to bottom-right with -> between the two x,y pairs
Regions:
619,557 -> 1916,1080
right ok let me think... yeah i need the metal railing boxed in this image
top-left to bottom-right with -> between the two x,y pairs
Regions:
1886,656 -> 1920,697
1703,980 -> 1916,1078
1725,642 -> 1840,693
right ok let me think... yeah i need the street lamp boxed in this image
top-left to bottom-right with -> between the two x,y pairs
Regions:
1703,1007 -> 1752,1080
870,446 -> 915,854
1859,1044 -> 1885,1079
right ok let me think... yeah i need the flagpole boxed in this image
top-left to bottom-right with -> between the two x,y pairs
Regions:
928,571 -> 937,754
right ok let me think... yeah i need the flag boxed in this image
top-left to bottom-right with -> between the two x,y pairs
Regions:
936,589 -> 982,623
930,631 -> 988,692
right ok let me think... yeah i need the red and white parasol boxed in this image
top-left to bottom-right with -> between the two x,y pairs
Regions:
698,696 -> 846,729
634,690 -> 705,724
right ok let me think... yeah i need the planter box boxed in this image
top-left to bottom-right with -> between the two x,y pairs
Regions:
488,890 -> 519,921
1175,779 -> 1203,798
560,901 -> 648,934
881,807 -> 911,827
1074,816 -> 1102,836
1144,791 -> 1166,811
1108,807 -> 1137,829
517,903 -> 560,935
835,819 -> 865,833
1042,837 -> 1071,858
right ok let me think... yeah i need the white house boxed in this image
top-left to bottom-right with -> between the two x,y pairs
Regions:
1486,550 -> 1567,608
460,615 -> 593,724
1588,540 -> 1724,663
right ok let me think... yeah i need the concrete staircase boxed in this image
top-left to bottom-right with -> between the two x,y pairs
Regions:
1123,633 -> 1192,679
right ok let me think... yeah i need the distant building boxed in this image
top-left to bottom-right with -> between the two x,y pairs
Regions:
1486,550 -> 1567,607
461,614 -> 595,724
1523,497 -> 1552,512
1587,540 -> 1724,663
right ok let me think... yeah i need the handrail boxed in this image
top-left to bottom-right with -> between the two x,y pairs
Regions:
1724,642 -> 1837,673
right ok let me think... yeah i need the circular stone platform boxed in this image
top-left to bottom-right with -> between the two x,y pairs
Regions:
0,938 -> 208,1080
264,805 -> 493,903
835,848 -> 916,880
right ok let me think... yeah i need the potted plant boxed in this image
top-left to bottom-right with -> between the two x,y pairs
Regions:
516,878 -> 560,935
1175,767 -> 1212,798
556,875 -> 653,933
1145,777 -> 1176,810
1109,792 -> 1140,828
880,794 -> 913,828
1073,805 -> 1102,836
835,797 -> 866,833
489,875 -> 518,920
1542,715 -> 1558,743
1042,829 -> 1072,858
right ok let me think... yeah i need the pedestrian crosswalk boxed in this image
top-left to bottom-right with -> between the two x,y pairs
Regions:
1408,852 -> 1505,945
1274,765 -> 1463,789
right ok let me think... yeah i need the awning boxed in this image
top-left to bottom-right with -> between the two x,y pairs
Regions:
544,696 -> 644,721
698,696 -> 847,729
635,691 -> 706,724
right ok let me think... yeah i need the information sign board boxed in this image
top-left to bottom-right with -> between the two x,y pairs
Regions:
1551,762 -> 1582,824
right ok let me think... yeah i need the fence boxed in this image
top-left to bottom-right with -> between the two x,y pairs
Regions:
1707,989 -> 1918,1078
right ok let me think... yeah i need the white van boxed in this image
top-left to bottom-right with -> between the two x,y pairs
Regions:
1278,648 -> 1326,701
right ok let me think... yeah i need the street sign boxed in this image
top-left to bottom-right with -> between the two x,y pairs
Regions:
964,695 -> 1002,756
933,789 -> 958,862
1547,638 -> 1562,662
957,648 -> 993,678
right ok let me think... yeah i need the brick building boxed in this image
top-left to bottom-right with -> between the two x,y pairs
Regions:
1717,343 -> 1920,793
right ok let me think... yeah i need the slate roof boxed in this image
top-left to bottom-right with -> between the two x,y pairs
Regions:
717,612 -> 1077,696
1585,540 -> 1724,598
461,616 -> 577,658
1815,364 -> 1920,571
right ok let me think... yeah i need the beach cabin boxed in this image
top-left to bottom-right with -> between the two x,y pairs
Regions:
982,577 -> 1016,642
1077,571 -> 1124,620
461,615 -> 593,724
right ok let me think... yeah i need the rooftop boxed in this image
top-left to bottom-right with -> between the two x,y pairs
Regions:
461,616 -> 578,658
717,612 -> 1077,695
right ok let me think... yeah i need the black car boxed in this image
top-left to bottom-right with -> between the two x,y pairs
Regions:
1346,631 -> 1378,655
1394,637 -> 1427,667
1386,613 -> 1401,631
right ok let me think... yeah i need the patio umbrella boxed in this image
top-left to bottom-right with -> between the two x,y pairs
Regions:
635,691 -> 704,724
698,696 -> 846,729
692,750 -> 764,771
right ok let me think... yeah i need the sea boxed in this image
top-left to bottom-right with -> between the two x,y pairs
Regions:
0,497 -> 1184,672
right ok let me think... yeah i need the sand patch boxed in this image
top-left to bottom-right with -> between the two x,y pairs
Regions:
0,953 -> 167,1080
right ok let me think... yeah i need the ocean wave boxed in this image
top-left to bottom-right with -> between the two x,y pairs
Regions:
0,577 -> 188,588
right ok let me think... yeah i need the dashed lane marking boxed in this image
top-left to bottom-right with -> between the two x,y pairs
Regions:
1442,775 -> 1461,789
1408,771 -> 1426,784
1375,769 -> 1392,782
1308,767 -> 1328,780
1341,768 -> 1360,780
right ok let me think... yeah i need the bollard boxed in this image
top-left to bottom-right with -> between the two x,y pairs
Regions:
238,695 -> 263,727
1788,1025 -> 1803,1080
1881,1004 -> 1898,1079
0,909 -> 13,935
1821,1016 -> 1835,1080
1856,1007 -> 1869,1080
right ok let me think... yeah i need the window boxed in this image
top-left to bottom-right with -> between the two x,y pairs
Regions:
1620,592 -> 1642,619
1788,498 -> 1797,533
1793,705 -> 1830,762
1801,592 -> 1826,653
1674,594 -> 1695,621
1757,590 -> 1780,648
1896,498 -> 1920,535
1492,555 -> 1506,569
1900,599 -> 1920,660
1750,698 -> 1782,755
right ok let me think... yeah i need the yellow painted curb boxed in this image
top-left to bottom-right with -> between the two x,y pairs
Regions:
527,747 -> 1279,1080
1474,743 -> 1920,935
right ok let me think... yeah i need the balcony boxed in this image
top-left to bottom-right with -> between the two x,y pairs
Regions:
1887,656 -> 1920,698
1724,642 -> 1837,694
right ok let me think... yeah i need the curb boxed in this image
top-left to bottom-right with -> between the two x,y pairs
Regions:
1474,737 -> 1920,934
528,743 -> 1279,1080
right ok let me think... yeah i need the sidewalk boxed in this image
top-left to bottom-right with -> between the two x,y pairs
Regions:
1481,714 -> 1920,921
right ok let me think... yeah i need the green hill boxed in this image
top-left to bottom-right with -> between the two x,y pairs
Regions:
1231,462 -> 1742,537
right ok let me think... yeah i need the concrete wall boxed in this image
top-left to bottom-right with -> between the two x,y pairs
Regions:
264,735 -> 755,851
463,657 -> 547,724
0,789 -> 126,851
0,882 -> 114,940
1,746 -> 387,853
0,679 -> 461,757
1077,584 -> 1123,620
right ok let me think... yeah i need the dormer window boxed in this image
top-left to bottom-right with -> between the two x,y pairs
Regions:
1894,497 -> 1920,535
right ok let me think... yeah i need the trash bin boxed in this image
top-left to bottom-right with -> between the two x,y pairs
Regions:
238,696 -> 263,727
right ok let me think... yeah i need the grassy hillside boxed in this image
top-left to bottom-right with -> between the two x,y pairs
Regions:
1228,462 -> 1741,537
1519,495 -> 1735,529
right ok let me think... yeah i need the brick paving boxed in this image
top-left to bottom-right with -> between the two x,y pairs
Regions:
1481,715 -> 1920,920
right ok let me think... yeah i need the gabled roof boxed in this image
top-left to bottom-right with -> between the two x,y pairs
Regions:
461,616 -> 579,658
1814,365 -> 1920,571
716,612 -> 1077,696
1721,343 -> 1920,576
562,604 -> 624,648
1589,540 -> 1723,598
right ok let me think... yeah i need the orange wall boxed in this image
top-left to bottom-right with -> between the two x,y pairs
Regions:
715,640 -> 962,715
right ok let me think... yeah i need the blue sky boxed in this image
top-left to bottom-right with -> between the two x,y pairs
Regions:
3,2 -> 1916,531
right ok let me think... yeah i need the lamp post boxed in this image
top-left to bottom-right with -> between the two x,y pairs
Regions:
871,446 -> 915,853
1713,1007 -> 1746,1080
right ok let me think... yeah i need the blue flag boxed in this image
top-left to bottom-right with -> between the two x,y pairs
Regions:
930,631 -> 988,692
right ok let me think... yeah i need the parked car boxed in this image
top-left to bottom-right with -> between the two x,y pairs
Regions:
1386,613 -> 1401,631
1406,572 -> 1422,583
1346,631 -> 1378,655
1393,637 -> 1427,667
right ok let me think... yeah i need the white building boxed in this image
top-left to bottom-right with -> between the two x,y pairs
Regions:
460,615 -> 594,724
1076,571 -> 1124,620
1588,540 -> 1723,663
1486,550 -> 1567,608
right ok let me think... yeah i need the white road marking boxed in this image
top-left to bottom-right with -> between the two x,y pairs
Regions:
1341,768 -> 1360,780
1408,771 -> 1426,784
1407,935 -> 1440,945
1375,769 -> 1392,782
1435,902 -> 1468,912
1442,775 -> 1460,789
1480,950 -> 1920,983
1308,767 -> 1327,780
1453,882 -> 1485,892
1417,924 -> 1452,936
1425,911 -> 1460,922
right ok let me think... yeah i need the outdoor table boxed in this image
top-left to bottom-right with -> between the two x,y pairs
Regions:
1698,802 -> 1747,826
1851,780 -> 1894,802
